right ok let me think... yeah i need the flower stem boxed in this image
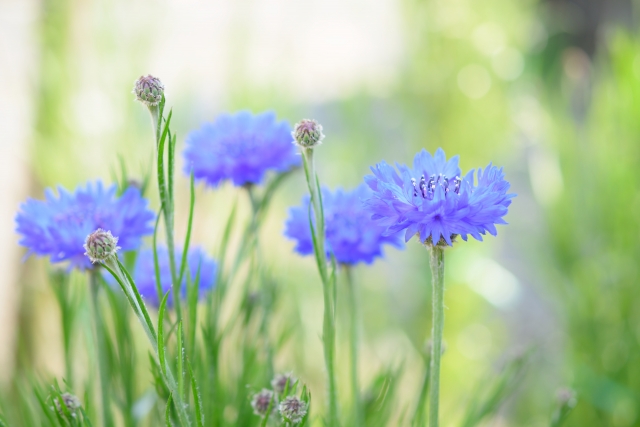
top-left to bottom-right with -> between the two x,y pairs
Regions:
89,270 -> 113,427
301,147 -> 339,426
344,266 -> 363,427
148,100 -> 182,322
101,257 -> 191,426
428,245 -> 445,427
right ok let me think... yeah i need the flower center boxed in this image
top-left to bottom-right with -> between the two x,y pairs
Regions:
411,174 -> 461,200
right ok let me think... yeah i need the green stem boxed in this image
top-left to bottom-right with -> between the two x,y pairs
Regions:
89,270 -> 113,427
344,266 -> 363,427
102,257 -> 191,426
148,102 -> 182,322
149,105 -> 160,148
428,246 -> 445,427
301,148 -> 338,426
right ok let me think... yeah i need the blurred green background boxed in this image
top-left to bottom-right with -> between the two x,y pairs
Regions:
1,0 -> 640,425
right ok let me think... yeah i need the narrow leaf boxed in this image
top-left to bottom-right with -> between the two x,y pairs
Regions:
187,359 -> 204,427
158,290 -> 172,377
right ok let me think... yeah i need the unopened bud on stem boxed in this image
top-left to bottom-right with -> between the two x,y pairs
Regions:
133,75 -> 164,107
84,229 -> 119,264
251,389 -> 276,417
279,396 -> 307,424
292,119 -> 324,148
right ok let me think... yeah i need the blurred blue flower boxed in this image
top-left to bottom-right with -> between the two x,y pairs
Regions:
15,182 -> 154,269
284,185 -> 404,265
132,246 -> 217,307
364,148 -> 515,246
183,111 -> 300,187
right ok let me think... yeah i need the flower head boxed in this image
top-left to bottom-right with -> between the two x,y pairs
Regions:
16,182 -> 154,269
364,148 -> 515,246
271,373 -> 296,394
133,75 -> 164,106
251,389 -> 276,417
292,119 -> 324,148
285,184 -> 403,265
278,396 -> 307,424
131,246 -> 217,307
183,111 -> 300,187
84,229 -> 119,264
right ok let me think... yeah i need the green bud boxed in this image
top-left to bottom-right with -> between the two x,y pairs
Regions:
83,229 -> 119,264
133,75 -> 164,106
279,396 -> 307,424
292,119 -> 325,148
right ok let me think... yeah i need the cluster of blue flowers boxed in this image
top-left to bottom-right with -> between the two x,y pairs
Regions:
15,111 -> 513,292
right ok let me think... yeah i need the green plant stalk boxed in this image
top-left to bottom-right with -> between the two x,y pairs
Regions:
428,246 -> 445,427
89,270 -> 113,427
344,266 -> 363,427
149,101 -> 182,322
101,258 -> 191,426
301,148 -> 339,426
50,270 -> 75,388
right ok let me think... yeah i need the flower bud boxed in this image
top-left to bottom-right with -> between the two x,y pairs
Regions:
271,372 -> 296,394
84,229 -> 120,264
53,393 -> 81,418
292,119 -> 324,148
278,396 -> 307,424
133,75 -> 164,106
251,389 -> 276,417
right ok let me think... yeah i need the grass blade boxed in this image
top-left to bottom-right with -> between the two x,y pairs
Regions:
158,290 -> 172,377
153,208 -> 164,304
178,170 -> 196,286
187,359 -> 204,427
165,394 -> 174,427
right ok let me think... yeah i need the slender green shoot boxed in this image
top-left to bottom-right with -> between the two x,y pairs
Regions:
428,246 -> 445,427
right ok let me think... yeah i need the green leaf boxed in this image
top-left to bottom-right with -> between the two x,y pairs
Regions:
187,262 -> 201,360
165,394 -> 174,427
187,359 -> 204,427
178,170 -> 196,286
117,260 -> 158,342
153,209 -> 164,304
157,109 -> 172,219
299,385 -> 312,427
168,132 -> 176,205
79,409 -> 94,427
158,290 -> 172,377
177,322 -> 185,402
33,385 -> 56,425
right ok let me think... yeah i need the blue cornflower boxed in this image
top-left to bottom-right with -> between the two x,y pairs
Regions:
132,246 -> 217,307
183,111 -> 300,187
284,185 -> 403,265
15,182 -> 154,269
364,148 -> 515,246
